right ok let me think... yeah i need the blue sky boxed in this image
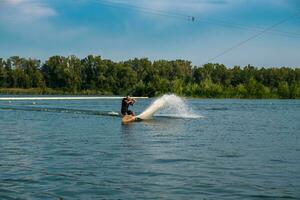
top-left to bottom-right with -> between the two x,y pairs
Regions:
0,0 -> 299,67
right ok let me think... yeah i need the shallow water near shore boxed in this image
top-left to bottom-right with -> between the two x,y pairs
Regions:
0,97 -> 300,199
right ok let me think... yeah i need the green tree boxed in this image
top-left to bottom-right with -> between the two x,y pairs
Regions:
0,59 -> 7,87
289,82 -> 300,99
172,79 -> 184,95
277,81 -> 290,98
42,56 -> 68,89
65,55 -> 82,92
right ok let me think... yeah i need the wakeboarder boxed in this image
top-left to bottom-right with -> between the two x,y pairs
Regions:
121,96 -> 136,116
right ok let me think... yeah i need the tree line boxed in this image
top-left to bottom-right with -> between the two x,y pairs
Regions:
0,55 -> 299,98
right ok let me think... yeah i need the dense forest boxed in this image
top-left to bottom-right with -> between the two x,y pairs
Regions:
0,55 -> 299,98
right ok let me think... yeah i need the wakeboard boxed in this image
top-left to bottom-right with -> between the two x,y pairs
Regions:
122,115 -> 142,124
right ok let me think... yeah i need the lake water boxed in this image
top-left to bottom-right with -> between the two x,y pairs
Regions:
0,97 -> 300,199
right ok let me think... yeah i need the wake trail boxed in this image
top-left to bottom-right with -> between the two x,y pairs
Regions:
0,106 -> 120,117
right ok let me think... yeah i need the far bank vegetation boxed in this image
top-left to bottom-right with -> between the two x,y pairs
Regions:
0,55 -> 299,98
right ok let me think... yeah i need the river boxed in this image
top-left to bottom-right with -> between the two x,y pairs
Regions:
0,97 -> 299,199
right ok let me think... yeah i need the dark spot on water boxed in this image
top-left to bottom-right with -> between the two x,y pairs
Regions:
153,158 -> 195,164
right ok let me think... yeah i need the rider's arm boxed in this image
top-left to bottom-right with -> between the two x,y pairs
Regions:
131,98 -> 136,104
125,98 -> 133,104
128,98 -> 136,105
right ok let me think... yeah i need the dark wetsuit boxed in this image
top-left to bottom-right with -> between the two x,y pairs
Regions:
121,98 -> 133,115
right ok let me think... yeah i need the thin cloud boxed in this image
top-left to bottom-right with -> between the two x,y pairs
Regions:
0,0 -> 57,23
104,0 -> 226,14
3,0 -> 25,5
0,0 -> 86,51
102,0 -> 300,14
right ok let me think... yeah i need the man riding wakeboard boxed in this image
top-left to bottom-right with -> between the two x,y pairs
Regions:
121,95 -> 136,116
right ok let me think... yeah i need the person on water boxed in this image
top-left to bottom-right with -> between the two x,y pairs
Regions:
121,96 -> 136,116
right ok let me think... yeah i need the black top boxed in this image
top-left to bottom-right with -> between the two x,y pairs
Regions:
121,98 -> 129,115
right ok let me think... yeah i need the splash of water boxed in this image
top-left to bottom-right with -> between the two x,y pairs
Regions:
137,94 -> 201,119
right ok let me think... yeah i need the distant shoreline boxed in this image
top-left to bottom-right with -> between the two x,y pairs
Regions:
1,56 -> 299,99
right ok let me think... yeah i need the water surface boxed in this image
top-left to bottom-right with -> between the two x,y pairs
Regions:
0,98 -> 299,199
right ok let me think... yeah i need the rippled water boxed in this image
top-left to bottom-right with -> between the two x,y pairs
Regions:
0,98 -> 300,199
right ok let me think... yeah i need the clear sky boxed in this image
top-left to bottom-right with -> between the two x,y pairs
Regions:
0,0 -> 299,67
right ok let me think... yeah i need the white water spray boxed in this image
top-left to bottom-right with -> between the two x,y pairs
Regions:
137,94 -> 201,120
